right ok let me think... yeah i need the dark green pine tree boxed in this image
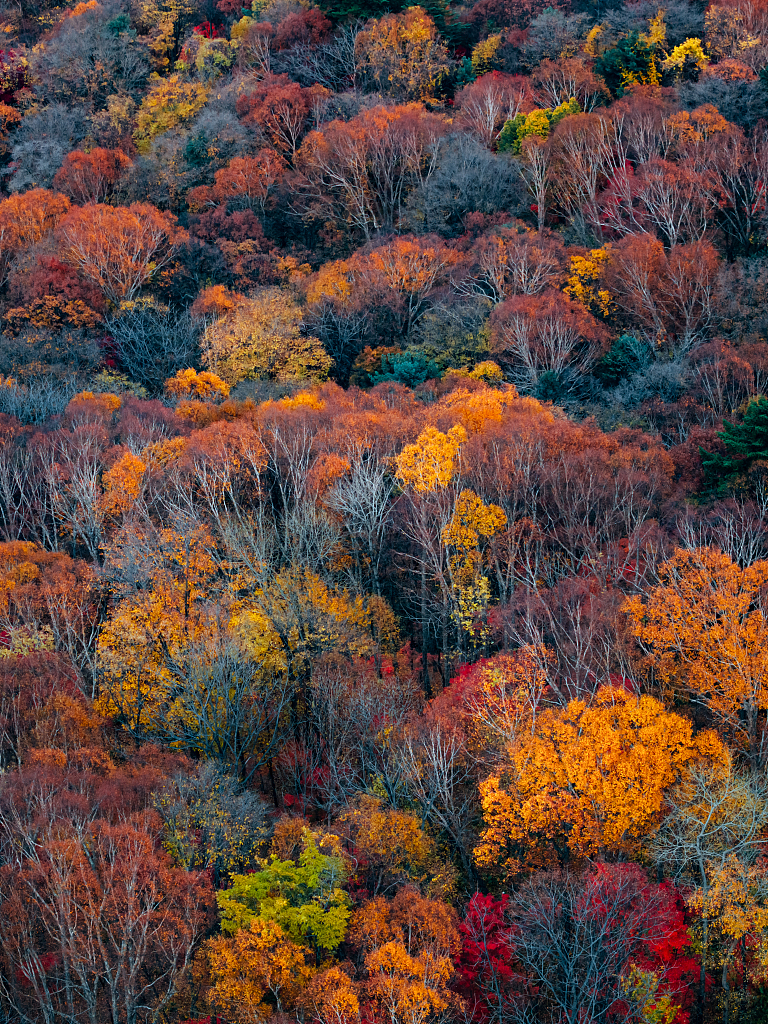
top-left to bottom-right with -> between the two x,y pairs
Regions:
594,32 -> 656,97
700,395 -> 768,491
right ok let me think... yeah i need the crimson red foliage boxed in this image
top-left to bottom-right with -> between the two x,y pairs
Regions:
8,255 -> 106,313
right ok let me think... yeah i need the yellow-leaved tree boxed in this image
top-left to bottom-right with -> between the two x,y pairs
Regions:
687,856 -> 768,1020
95,526 -> 221,734
442,488 -> 506,637
233,567 -> 376,682
396,425 -> 467,493
354,7 -> 451,101
134,74 -> 208,152
202,288 -> 331,387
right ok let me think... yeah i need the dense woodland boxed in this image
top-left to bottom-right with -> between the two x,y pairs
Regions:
1,0 -> 768,1022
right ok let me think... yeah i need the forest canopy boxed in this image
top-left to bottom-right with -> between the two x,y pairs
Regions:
0,0 -> 767,1022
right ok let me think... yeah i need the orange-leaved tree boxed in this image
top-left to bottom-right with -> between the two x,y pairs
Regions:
475,685 -> 726,877
347,886 -> 459,1024
353,235 -> 461,341
236,75 -> 328,160
625,546 -> 768,767
206,918 -> 313,1023
0,189 -> 71,285
52,148 -> 133,204
165,368 -> 230,403
187,150 -> 286,212
57,202 -> 185,304
295,104 -> 446,239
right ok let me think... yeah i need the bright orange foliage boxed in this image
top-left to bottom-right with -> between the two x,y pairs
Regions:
52,148 -> 133,204
0,189 -> 71,284
100,451 -> 146,519
626,547 -> 768,765
165,368 -> 230,402
188,151 -> 286,212
476,687 -> 726,874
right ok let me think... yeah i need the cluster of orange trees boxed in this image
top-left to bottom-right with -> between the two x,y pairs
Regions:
0,0 -> 768,1022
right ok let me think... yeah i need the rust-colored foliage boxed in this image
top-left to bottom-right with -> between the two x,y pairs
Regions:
57,203 -> 185,304
52,148 -> 133,204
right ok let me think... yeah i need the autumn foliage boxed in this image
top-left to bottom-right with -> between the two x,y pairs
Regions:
0,0 -> 767,1022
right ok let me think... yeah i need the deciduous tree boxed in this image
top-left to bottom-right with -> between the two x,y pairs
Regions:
52,148 -> 133,204
202,288 -> 331,386
0,189 -> 71,286
58,203 -> 185,304
237,75 -> 328,160
626,546 -> 768,766
354,8 -> 451,101
188,150 -> 286,212
295,104 -> 446,239
476,686 -> 726,874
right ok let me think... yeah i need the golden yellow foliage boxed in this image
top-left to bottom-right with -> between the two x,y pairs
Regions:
306,260 -> 354,305
688,856 -> 768,986
639,9 -> 667,51
281,391 -> 326,411
165,367 -> 230,402
134,74 -> 208,153
443,489 -> 506,552
202,288 -> 331,387
396,425 -> 467,492
96,527 -> 220,733
365,940 -> 453,1024
564,248 -> 613,318
340,795 -> 437,894
471,33 -> 502,75
66,391 -> 121,420
663,37 -> 710,74
0,625 -> 55,659
354,7 -> 451,101
302,966 -> 361,1024
234,568 -> 374,676
442,489 -> 506,635
468,361 -> 504,386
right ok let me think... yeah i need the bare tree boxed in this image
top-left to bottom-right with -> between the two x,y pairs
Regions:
650,763 -> 768,1022
651,763 -> 768,887
506,866 -> 675,1024
401,722 -> 478,879
677,497 -> 768,567
326,447 -> 395,596
153,761 -> 270,882
161,644 -> 296,788
107,302 -> 202,396
42,426 -> 106,562
276,24 -> 360,90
